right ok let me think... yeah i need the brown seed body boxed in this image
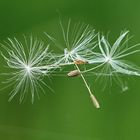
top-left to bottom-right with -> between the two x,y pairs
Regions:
67,70 -> 80,77
74,59 -> 88,65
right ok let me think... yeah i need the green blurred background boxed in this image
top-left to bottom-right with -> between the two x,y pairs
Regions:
0,0 -> 140,140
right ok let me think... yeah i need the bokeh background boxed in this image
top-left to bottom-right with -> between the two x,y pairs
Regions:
0,0 -> 140,140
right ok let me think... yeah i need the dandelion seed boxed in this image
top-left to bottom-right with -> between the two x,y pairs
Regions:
45,20 -> 100,108
1,36 -> 55,103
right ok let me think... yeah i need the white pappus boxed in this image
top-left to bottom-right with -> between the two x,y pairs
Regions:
1,36 -> 56,103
